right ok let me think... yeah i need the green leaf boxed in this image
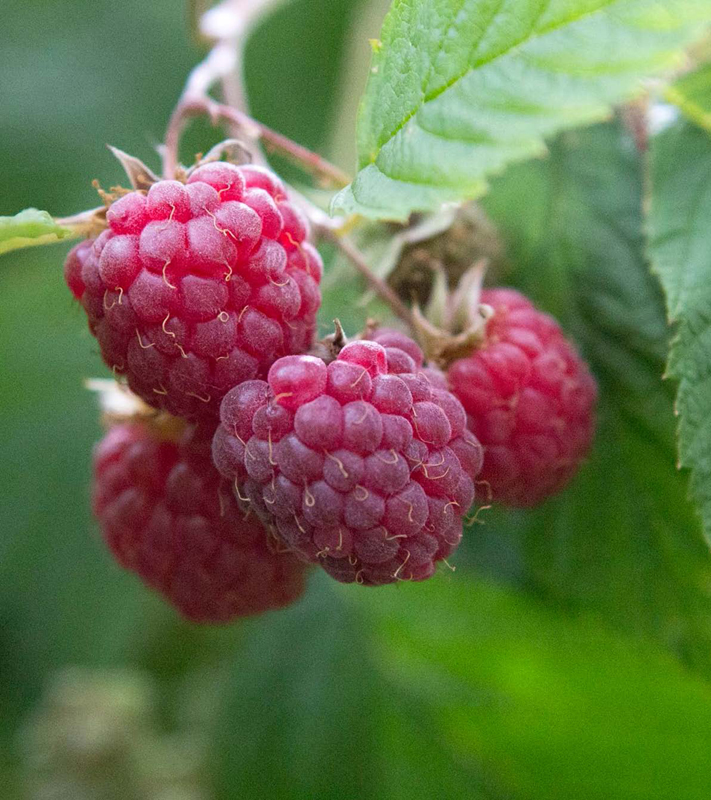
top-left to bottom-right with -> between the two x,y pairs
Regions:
648,121 -> 711,547
478,120 -> 711,674
212,578 -> 388,800
665,63 -> 711,132
0,208 -> 73,255
366,579 -> 711,800
213,574 -> 711,800
333,0 -> 711,220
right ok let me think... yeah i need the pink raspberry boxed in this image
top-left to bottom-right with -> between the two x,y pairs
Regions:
447,288 -> 597,507
65,164 -> 322,419
92,418 -> 308,623
212,334 -> 484,586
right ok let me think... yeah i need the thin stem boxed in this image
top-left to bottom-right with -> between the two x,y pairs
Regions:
163,95 -> 349,187
208,0 -> 279,129
221,69 -> 249,131
55,205 -> 108,239
213,103 -> 350,187
163,98 -> 202,178
162,0 -> 349,188
323,229 -> 416,329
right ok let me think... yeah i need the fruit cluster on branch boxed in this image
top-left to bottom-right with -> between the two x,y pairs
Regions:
65,154 -> 596,623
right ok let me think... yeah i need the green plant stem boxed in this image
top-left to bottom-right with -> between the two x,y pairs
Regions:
321,227 -> 416,329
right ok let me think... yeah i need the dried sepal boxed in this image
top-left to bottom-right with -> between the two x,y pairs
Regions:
411,306 -> 488,369
56,206 -> 107,239
423,264 -> 450,330
449,259 -> 488,333
85,379 -> 185,440
389,203 -> 503,306
309,319 -> 348,363
107,146 -> 160,190
411,261 -> 493,369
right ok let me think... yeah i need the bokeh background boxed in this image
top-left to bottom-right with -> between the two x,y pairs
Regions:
3,1 -> 711,798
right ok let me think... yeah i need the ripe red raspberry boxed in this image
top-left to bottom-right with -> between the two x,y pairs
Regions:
212,333 -> 483,586
447,288 -> 597,507
65,164 -> 322,419
92,417 -> 308,622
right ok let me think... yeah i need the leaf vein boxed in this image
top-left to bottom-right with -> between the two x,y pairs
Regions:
374,0 -> 625,160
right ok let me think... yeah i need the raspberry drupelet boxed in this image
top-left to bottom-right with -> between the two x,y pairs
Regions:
65,163 -> 323,419
93,417 -> 308,622
447,288 -> 597,507
212,332 -> 484,586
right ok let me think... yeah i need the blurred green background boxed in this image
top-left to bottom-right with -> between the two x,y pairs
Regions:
3,1 -> 711,798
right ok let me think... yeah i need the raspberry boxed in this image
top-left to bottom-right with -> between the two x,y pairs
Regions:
64,238 -> 91,299
213,333 -> 483,586
447,288 -> 597,507
92,417 -> 307,622
65,164 -> 323,419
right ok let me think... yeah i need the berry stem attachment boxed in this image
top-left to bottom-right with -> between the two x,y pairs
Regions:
55,206 -> 107,239
164,96 -> 350,190
162,0 -> 349,188
322,229 -> 416,330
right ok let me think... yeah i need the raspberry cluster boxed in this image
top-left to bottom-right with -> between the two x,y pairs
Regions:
212,333 -> 483,585
63,156 -> 593,621
93,417 -> 307,622
447,289 -> 597,507
65,163 -> 322,419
